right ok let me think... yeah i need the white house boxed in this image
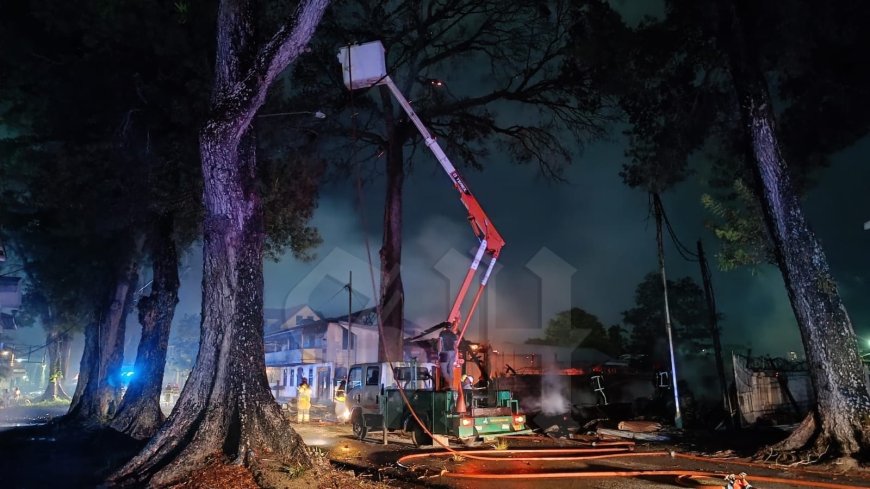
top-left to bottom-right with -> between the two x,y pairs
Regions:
264,304 -> 321,334
264,306 -> 431,403
264,307 -> 379,402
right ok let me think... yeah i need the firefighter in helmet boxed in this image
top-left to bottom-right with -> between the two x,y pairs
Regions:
297,378 -> 311,423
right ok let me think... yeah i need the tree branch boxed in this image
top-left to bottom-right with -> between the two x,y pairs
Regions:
211,0 -> 330,142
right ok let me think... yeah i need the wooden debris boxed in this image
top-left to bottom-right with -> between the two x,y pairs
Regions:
617,420 -> 663,433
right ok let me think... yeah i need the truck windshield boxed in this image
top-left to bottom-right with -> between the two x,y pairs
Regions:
393,367 -> 432,382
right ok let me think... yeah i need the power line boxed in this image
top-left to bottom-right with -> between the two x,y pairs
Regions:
650,193 -> 699,263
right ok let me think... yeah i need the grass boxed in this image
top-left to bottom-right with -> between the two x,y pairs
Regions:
28,398 -> 72,408
492,437 -> 510,450
281,463 -> 308,478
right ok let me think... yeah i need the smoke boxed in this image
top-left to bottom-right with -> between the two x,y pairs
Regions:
521,372 -> 571,416
674,353 -> 720,403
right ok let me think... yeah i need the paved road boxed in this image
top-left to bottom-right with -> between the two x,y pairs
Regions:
0,405 -> 68,432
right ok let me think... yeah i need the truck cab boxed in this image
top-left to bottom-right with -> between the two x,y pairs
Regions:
345,360 -> 530,446
345,361 -> 435,439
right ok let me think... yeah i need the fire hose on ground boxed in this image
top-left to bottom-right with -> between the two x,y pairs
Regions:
396,446 -> 870,488
506,433 -> 870,483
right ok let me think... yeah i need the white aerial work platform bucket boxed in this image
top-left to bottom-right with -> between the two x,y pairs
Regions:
337,40 -> 387,90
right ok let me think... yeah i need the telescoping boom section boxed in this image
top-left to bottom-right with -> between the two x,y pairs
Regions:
338,41 -> 504,413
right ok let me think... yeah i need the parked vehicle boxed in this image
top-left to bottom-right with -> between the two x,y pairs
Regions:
346,361 -> 531,446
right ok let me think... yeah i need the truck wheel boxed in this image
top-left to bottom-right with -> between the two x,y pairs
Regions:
410,417 -> 432,447
351,410 -> 367,440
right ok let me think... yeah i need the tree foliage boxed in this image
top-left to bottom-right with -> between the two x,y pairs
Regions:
622,272 -> 711,359
701,179 -> 772,271
527,307 -> 623,356
289,0 -> 617,178
613,0 -> 870,267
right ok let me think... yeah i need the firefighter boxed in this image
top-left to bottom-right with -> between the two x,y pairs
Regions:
334,379 -> 348,422
437,322 -> 457,388
297,378 -> 311,423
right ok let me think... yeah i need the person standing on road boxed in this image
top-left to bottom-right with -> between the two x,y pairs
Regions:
333,379 -> 348,422
297,378 -> 311,423
437,322 -> 458,388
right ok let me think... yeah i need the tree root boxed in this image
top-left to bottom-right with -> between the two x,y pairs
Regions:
109,401 -> 165,440
753,411 -> 823,464
756,443 -> 828,467
38,381 -> 71,403
750,410 -> 868,470
108,391 -> 310,488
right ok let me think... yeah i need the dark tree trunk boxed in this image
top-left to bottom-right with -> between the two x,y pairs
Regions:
719,0 -> 870,457
65,247 -> 141,426
60,332 -> 71,385
378,110 -> 406,363
40,328 -> 71,401
110,216 -> 180,439
696,240 -> 730,425
109,0 -> 329,486
110,132 -> 308,488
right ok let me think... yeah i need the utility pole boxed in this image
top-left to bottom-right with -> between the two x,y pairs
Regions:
697,240 -> 732,428
347,271 -> 353,367
653,193 -> 682,429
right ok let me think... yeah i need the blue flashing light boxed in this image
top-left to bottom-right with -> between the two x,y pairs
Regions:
119,366 -> 136,383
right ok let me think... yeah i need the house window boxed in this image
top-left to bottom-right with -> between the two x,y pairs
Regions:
342,330 -> 356,349
303,334 -> 319,348
295,314 -> 315,325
